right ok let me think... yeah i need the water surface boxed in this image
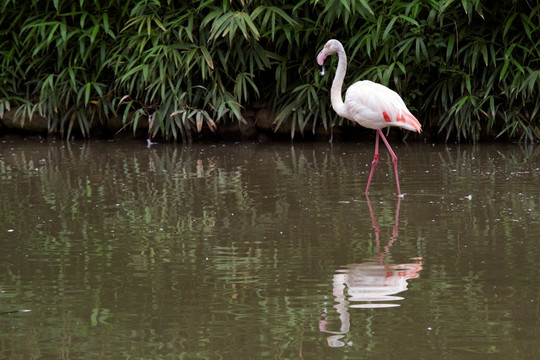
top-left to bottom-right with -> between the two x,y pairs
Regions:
1,139 -> 539,359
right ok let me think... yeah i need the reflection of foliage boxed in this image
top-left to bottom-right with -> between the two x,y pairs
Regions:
0,142 -> 539,357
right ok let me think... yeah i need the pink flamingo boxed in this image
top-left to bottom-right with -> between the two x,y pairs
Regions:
317,39 -> 422,196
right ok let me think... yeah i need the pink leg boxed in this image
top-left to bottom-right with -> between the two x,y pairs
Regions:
365,130 -> 401,196
378,130 -> 401,196
365,131 -> 380,194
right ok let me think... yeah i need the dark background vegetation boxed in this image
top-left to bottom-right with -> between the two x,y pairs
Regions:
0,0 -> 539,142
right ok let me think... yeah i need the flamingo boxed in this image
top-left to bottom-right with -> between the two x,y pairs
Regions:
317,39 -> 422,196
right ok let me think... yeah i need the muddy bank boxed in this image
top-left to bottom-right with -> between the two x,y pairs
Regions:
1,105 -> 391,143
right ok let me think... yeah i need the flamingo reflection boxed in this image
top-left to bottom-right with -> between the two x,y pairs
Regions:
319,195 -> 422,347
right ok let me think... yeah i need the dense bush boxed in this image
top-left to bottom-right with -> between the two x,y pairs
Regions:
0,0 -> 539,141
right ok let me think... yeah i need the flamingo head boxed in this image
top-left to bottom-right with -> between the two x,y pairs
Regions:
317,39 -> 343,66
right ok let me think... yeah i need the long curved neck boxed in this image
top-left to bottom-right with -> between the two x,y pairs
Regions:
331,46 -> 348,118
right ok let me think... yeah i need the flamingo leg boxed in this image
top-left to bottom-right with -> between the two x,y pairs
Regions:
378,130 -> 401,196
365,130 -> 402,196
365,131 -> 380,194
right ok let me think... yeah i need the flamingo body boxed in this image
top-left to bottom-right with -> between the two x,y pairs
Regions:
317,39 -> 421,195
343,80 -> 421,133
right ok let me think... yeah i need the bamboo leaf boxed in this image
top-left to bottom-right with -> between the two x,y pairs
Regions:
90,24 -> 99,43
382,17 -> 398,40
446,34 -> 455,61
84,83 -> 92,106
500,60 -> 510,81
358,0 -> 374,15
200,46 -> 214,70
154,17 -> 167,31
398,14 -> 418,27
503,13 -> 517,39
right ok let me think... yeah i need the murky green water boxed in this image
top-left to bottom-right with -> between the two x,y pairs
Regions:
1,139 -> 539,359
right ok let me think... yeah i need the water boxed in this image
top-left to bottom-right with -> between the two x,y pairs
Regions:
1,139 -> 539,359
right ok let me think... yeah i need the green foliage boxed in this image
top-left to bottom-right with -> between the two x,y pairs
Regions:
291,0 -> 540,142
423,1 -> 540,142
0,0 -> 539,141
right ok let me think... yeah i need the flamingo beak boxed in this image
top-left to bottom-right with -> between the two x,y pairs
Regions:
317,49 -> 327,76
317,49 -> 327,66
